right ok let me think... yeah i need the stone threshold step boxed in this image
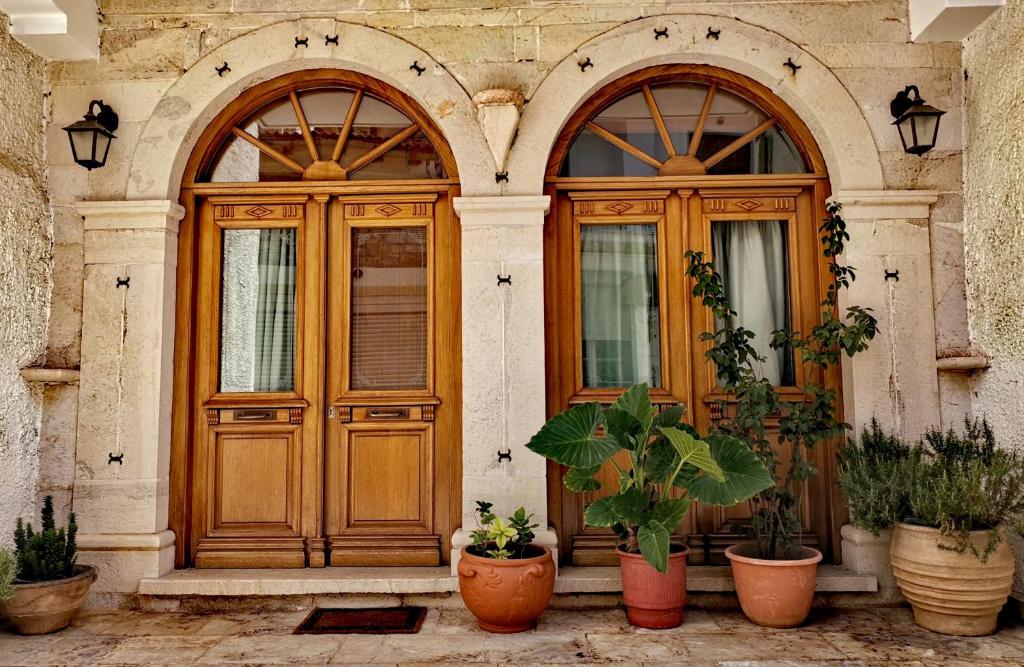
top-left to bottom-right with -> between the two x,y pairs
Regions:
139,565 -> 875,597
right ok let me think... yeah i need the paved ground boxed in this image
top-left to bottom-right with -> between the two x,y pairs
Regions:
3,605 -> 1024,665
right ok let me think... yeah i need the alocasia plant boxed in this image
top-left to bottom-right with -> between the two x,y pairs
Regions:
527,384 -> 772,572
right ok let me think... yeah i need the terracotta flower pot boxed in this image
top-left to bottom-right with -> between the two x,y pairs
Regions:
457,545 -> 555,633
890,522 -> 1014,636
1,565 -> 97,635
618,545 -> 688,629
726,543 -> 821,628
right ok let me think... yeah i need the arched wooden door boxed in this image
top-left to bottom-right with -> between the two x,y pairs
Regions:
170,70 -> 461,568
543,65 -> 842,566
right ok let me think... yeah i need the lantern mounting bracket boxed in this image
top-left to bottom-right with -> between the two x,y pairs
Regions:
890,85 -> 922,120
88,100 -> 119,134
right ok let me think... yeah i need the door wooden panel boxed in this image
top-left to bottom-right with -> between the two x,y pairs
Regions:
323,193 -> 457,567
545,185 -> 839,566
191,195 -> 319,568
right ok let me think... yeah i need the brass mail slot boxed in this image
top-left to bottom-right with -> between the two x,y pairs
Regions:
351,406 -> 422,421
232,408 -> 276,422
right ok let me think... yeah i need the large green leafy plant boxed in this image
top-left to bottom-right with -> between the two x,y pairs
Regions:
527,384 -> 771,572
684,202 -> 878,560
13,496 -> 78,582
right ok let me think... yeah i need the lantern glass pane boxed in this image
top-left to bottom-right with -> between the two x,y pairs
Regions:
69,130 -> 94,162
895,118 -> 912,152
914,114 -> 939,149
95,133 -> 113,166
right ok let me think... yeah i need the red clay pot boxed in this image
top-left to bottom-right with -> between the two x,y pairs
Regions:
618,545 -> 689,629
457,545 -> 556,633
725,543 -> 822,628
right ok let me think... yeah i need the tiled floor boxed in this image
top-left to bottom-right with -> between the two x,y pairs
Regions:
3,605 -> 1024,665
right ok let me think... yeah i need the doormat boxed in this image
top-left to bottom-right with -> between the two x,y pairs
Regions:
294,606 -> 427,634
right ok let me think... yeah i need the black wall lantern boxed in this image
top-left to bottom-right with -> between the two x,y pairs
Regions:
890,86 -> 945,156
63,100 -> 119,170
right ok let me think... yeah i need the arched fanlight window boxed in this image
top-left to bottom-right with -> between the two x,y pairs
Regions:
203,85 -> 447,182
560,81 -> 808,177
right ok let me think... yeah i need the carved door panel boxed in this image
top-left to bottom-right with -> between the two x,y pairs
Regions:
323,194 -> 457,566
192,196 -> 323,568
545,186 -> 836,566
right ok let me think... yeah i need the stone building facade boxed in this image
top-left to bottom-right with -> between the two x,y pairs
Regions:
0,0 -> 1019,601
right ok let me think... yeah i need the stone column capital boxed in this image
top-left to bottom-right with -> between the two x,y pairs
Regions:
833,190 -> 940,220
76,200 -> 185,233
453,195 -> 551,225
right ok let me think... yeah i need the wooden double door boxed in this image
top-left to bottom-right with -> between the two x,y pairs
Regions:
544,183 -> 843,566
188,189 -> 459,568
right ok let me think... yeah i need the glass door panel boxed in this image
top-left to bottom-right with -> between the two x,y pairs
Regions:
580,224 -> 662,388
219,228 -> 298,393
349,227 -> 428,390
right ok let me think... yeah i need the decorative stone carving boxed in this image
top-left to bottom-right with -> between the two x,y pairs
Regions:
472,88 -> 526,175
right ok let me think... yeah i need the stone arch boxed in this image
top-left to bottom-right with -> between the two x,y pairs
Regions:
507,15 -> 885,195
127,18 -> 497,200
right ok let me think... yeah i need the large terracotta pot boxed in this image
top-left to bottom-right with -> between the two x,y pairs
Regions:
1,565 -> 97,635
457,545 -> 555,633
618,545 -> 688,629
890,522 -> 1014,636
726,543 -> 821,628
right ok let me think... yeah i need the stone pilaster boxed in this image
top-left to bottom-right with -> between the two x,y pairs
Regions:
73,200 -> 182,595
836,190 -> 941,442
450,196 -> 557,570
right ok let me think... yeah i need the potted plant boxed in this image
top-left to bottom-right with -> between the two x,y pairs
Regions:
1,497 -> 97,635
527,384 -> 771,628
835,419 -> 918,592
684,202 -> 878,628
891,419 -> 1023,636
0,549 -> 15,605
457,501 -> 556,633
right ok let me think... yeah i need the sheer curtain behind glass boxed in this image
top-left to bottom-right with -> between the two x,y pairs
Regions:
220,228 -> 297,393
581,224 -> 662,388
711,221 -> 793,385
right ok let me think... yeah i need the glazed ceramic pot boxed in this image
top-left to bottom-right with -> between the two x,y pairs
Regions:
618,545 -> 688,629
1,565 -> 97,635
726,543 -> 821,628
890,522 -> 1014,636
457,545 -> 556,633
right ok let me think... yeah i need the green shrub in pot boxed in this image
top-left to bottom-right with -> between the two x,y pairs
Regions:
836,418 -> 920,536
0,549 -> 15,603
891,418 -> 1024,635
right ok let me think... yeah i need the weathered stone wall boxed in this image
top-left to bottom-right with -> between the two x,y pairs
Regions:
0,13 -> 52,545
30,1 -> 979,573
963,0 -> 1024,446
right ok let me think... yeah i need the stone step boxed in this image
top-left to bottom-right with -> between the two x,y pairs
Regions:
138,565 -> 875,597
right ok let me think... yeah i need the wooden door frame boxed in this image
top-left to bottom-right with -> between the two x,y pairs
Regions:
169,69 -> 462,568
542,64 -> 848,565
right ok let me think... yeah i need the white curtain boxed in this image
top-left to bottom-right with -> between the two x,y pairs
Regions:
712,221 -> 793,385
253,228 -> 297,392
581,225 -> 661,388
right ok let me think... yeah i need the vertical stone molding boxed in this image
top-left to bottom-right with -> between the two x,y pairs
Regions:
450,195 -> 557,570
73,200 -> 183,595
835,190 -> 941,442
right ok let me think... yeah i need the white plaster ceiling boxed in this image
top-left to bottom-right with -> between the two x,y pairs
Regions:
0,0 -> 98,60
909,0 -> 1005,41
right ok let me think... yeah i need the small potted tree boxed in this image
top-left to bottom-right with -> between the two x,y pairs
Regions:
835,419 -> 918,594
891,419 -> 1024,636
685,202 -> 878,628
457,502 -> 556,633
527,384 -> 771,628
1,497 -> 97,635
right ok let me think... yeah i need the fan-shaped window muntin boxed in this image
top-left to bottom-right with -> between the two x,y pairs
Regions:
560,80 -> 809,178
203,84 -> 448,183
